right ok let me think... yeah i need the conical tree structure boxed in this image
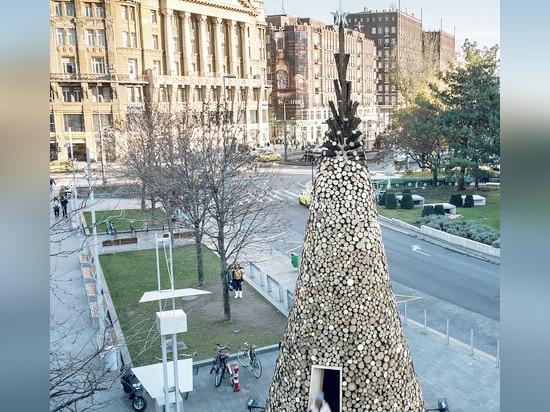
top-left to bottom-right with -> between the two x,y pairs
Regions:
264,7 -> 425,412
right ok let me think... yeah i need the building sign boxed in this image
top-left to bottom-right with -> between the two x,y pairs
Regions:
272,30 -> 309,120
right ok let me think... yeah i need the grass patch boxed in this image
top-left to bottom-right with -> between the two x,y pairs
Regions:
377,185 -> 500,230
101,244 -> 287,366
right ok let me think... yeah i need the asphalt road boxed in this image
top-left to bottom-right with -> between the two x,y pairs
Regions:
265,164 -> 500,355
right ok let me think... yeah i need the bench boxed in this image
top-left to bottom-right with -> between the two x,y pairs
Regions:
163,231 -> 194,239
102,237 -> 139,250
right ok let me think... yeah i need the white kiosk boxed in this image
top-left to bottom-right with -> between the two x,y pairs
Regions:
137,234 -> 210,411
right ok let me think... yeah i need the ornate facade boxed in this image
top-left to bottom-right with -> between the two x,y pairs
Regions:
50,0 -> 271,162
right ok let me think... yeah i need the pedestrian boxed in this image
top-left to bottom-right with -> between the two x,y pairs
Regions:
231,263 -> 245,299
50,177 -> 56,194
60,195 -> 68,218
52,197 -> 60,218
308,392 -> 331,412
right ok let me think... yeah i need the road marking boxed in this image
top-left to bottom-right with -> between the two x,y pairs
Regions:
411,245 -> 431,256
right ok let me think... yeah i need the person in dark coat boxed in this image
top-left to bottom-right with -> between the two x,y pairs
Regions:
60,196 -> 68,218
52,197 -> 60,218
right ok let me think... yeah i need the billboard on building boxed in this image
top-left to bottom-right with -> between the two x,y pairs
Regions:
272,30 -> 309,121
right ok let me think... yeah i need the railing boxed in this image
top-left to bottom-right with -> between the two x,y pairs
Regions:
247,262 -> 293,312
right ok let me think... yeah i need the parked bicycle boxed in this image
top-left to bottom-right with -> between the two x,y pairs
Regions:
209,343 -> 234,387
237,342 -> 262,378
246,396 -> 265,411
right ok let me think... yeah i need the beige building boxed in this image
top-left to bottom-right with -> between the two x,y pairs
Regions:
265,15 -> 378,148
50,0 -> 271,162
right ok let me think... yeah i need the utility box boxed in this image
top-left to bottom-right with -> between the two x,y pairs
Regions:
291,253 -> 299,268
156,309 -> 187,335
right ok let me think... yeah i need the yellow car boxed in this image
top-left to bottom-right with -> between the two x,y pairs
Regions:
256,151 -> 282,162
298,182 -> 313,206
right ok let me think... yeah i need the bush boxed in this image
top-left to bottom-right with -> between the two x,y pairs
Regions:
434,204 -> 446,215
400,193 -> 414,209
385,193 -> 397,209
449,193 -> 463,207
422,205 -> 435,217
463,194 -> 474,208
377,191 -> 387,206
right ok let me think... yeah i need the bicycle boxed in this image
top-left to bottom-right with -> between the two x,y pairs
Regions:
246,396 -> 265,411
237,341 -> 262,378
209,343 -> 233,387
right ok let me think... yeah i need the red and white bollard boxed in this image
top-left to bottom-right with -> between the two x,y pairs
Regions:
232,363 -> 240,392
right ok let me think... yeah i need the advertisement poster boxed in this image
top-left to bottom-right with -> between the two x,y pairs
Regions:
272,30 -> 309,120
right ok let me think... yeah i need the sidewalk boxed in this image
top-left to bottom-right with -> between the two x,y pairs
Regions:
51,196 -> 499,411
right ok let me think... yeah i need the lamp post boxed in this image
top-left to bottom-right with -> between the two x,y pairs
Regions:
222,75 -> 236,113
283,100 -> 288,161
96,84 -> 107,185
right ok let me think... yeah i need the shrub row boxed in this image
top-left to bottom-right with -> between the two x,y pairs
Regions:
412,215 -> 500,248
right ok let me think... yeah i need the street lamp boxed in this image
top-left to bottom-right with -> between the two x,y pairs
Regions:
222,74 -> 236,111
283,100 -> 288,161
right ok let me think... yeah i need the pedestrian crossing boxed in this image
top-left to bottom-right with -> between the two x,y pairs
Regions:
261,189 -> 301,203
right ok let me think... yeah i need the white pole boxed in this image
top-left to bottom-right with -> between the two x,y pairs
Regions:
69,128 -> 80,231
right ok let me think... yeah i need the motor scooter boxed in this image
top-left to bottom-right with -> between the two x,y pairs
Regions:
120,365 -> 147,411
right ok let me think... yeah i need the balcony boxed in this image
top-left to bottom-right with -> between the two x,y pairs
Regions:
50,72 -> 147,83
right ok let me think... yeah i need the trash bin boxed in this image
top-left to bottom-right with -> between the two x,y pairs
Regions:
291,253 -> 299,268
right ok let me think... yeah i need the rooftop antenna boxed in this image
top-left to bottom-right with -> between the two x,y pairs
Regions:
281,0 -> 286,14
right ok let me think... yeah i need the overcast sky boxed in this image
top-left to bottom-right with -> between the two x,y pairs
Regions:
262,0 -> 500,52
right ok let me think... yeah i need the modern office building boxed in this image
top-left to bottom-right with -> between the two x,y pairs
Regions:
50,0 -> 271,162
265,14 -> 378,148
347,6 -> 455,132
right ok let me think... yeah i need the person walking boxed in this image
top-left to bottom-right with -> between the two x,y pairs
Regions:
231,263 -> 245,299
50,177 -> 56,194
52,197 -> 60,218
308,392 -> 331,412
60,196 -> 68,218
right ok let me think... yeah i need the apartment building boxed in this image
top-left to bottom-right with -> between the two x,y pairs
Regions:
50,0 -> 271,162
265,15 -> 378,148
347,7 -> 455,132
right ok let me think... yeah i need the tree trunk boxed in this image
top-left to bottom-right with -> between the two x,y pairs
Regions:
218,235 -> 231,321
140,182 -> 146,211
194,224 -> 204,286
457,166 -> 466,190
431,166 -> 438,187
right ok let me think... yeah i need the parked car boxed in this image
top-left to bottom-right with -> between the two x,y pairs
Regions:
256,151 -> 282,162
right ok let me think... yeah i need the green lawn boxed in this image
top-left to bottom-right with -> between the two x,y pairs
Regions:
377,185 -> 500,230
101,244 -> 287,366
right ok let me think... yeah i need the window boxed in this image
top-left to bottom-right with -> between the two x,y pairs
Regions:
122,31 -> 129,47
85,3 -> 92,17
65,2 -> 74,16
391,26 -> 396,34
62,57 -> 76,73
64,114 -> 84,132
127,87 -> 142,103
54,2 -> 62,16
153,60 -> 161,73
371,27 -> 376,35
128,7 -> 135,21
130,32 -> 137,48
152,35 -> 159,50
92,57 -> 105,74
128,59 -> 137,79
378,27 -> 383,35
67,29 -> 76,45
95,4 -> 104,17
72,87 -> 83,102
62,88 -> 71,102
57,28 -> 65,45
97,30 -> 105,46
92,86 -> 111,102
385,27 -> 389,35
86,30 -> 95,46
385,16 -> 388,21
151,10 -> 157,24
121,6 -> 127,20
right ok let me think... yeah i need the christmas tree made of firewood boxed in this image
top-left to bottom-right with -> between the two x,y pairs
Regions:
263,5 -> 425,412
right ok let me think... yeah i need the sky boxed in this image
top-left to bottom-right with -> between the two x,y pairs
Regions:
262,0 -> 500,52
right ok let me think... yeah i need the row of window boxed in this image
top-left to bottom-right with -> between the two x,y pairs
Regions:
354,15 -> 396,23
371,26 -> 397,35
61,56 -> 105,74
57,85 -> 112,103
56,28 -> 105,47
53,2 -> 104,18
